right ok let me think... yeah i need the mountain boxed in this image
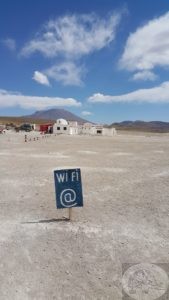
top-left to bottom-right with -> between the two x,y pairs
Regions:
110,120 -> 169,132
0,116 -> 53,126
24,108 -> 90,124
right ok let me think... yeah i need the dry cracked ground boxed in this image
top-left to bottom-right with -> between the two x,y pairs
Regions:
0,131 -> 169,299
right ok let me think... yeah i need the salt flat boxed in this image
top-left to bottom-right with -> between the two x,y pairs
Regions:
0,131 -> 169,299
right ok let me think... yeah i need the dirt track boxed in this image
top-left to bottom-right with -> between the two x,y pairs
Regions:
0,131 -> 169,299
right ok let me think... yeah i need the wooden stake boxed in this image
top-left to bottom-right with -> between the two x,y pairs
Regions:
69,208 -> 72,221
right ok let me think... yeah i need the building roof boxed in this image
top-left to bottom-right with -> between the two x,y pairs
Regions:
56,118 -> 68,125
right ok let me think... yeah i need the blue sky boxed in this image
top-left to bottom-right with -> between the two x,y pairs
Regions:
1,0 -> 169,124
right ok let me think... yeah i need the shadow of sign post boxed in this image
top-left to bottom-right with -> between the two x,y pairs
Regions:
54,168 -> 83,220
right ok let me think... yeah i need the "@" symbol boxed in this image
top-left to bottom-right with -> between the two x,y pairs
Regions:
60,189 -> 77,208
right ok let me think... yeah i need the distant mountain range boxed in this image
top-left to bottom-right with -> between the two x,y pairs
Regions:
110,120 -> 169,132
24,108 -> 89,124
0,108 -> 169,132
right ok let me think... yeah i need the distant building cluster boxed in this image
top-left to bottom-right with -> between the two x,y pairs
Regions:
52,119 -> 116,136
0,119 -> 116,136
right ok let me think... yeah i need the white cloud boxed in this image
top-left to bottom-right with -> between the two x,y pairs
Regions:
21,12 -> 122,59
132,71 -> 158,81
119,12 -> 169,79
45,62 -> 85,86
88,81 -> 169,103
33,71 -> 50,86
0,89 -> 81,110
81,111 -> 93,116
21,12 -> 123,86
2,38 -> 16,50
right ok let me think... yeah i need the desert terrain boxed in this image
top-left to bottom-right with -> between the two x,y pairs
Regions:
0,131 -> 169,299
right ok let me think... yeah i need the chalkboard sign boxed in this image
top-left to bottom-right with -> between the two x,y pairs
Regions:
54,168 -> 83,209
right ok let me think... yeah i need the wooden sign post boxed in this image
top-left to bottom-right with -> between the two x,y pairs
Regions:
69,208 -> 72,221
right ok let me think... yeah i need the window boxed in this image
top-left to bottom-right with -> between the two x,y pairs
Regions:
63,127 -> 67,130
57,127 -> 60,130
97,130 -> 102,134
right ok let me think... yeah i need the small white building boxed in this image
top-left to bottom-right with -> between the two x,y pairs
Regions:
79,123 -> 93,135
68,121 -> 79,135
53,119 -> 116,136
102,127 -> 116,136
53,119 -> 69,134
79,123 -> 116,136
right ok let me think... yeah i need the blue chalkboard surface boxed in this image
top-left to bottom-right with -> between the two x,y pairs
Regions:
54,168 -> 83,209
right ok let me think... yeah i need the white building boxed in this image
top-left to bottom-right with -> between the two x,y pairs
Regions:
53,119 -> 116,136
79,123 -> 116,136
53,119 -> 69,134
102,127 -> 116,136
68,121 -> 79,135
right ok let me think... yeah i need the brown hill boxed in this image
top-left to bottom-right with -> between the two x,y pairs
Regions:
110,121 -> 169,133
24,108 -> 89,123
0,116 -> 54,126
0,108 -> 91,126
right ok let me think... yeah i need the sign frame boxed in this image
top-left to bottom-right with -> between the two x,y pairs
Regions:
54,168 -> 83,209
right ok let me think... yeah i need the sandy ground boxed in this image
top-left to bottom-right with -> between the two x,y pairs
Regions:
0,131 -> 169,299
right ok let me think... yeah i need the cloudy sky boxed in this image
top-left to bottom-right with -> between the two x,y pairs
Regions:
1,0 -> 169,123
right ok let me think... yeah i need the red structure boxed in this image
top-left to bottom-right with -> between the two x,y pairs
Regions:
39,124 -> 53,133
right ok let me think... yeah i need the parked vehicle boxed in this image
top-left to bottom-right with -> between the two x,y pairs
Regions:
19,124 -> 32,132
